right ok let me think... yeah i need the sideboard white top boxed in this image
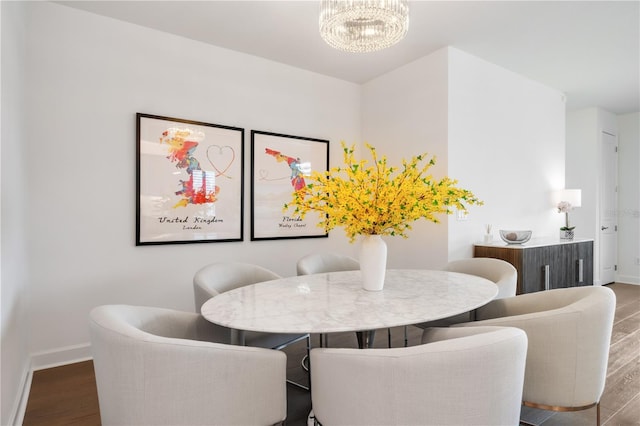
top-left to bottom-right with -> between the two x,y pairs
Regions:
474,237 -> 594,249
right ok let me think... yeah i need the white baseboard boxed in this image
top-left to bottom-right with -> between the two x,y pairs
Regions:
30,343 -> 93,371
9,359 -> 32,426
10,344 -> 93,424
616,275 -> 640,285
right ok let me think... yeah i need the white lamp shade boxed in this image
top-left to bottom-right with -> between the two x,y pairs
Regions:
556,189 -> 582,208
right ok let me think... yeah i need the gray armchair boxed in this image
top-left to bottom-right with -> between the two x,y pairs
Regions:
89,304 -> 287,426
443,257 -> 517,299
414,257 -> 517,330
194,262 -> 311,389
296,253 -> 360,276
310,326 -> 528,425
455,285 -> 616,426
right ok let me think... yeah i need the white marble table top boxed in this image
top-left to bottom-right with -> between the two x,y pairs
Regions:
201,269 -> 498,334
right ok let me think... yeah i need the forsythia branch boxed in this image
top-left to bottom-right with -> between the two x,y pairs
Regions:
284,142 -> 483,242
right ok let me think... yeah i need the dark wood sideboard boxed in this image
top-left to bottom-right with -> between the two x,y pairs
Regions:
474,238 -> 594,294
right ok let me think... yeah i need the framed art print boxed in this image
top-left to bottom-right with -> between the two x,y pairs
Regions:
251,130 -> 329,241
136,113 -> 243,245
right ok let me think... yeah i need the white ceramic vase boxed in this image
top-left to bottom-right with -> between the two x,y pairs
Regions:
359,235 -> 387,291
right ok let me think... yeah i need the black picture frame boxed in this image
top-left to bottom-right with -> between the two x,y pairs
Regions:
136,113 -> 244,245
251,130 -> 329,241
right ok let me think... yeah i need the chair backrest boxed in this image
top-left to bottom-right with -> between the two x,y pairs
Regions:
89,304 -> 286,426
296,253 -> 360,275
311,326 -> 527,426
444,257 -> 517,299
193,262 -> 281,313
460,285 -> 616,409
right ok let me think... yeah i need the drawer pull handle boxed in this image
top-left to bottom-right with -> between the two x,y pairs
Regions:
544,265 -> 550,291
577,259 -> 584,283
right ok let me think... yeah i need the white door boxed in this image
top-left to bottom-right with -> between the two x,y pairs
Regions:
599,131 -> 617,284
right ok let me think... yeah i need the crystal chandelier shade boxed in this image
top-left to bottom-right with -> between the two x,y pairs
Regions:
319,0 -> 409,53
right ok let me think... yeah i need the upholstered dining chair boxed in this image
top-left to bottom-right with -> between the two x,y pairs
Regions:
89,304 -> 287,426
296,253 -> 363,348
454,285 -> 616,426
310,326 -> 528,426
444,257 -> 517,299
413,257 -> 517,332
296,253 -> 360,276
193,261 -> 311,389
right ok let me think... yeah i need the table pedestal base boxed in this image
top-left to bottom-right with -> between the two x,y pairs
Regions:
356,330 -> 376,348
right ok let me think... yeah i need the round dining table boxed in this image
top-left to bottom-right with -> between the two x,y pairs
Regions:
201,269 -> 498,348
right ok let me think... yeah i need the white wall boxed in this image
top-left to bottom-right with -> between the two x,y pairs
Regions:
1,2 -> 31,425
566,108 -> 599,238
448,48 -> 566,259
361,48 -> 451,269
23,1 -> 360,365
362,47 -> 566,266
566,107 -> 618,285
617,112 -> 640,284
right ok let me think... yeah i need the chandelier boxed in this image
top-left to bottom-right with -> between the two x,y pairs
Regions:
319,0 -> 409,53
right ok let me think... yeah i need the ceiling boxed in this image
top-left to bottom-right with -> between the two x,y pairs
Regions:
57,1 -> 640,114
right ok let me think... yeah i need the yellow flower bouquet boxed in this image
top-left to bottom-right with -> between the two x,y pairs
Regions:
284,142 -> 482,242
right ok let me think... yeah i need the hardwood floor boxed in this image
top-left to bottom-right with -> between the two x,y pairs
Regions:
23,283 -> 639,426
22,360 -> 100,426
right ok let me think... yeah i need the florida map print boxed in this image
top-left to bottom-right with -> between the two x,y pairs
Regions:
251,130 -> 328,240
264,147 -> 307,192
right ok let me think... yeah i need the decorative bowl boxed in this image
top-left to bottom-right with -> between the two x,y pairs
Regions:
499,230 -> 532,244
